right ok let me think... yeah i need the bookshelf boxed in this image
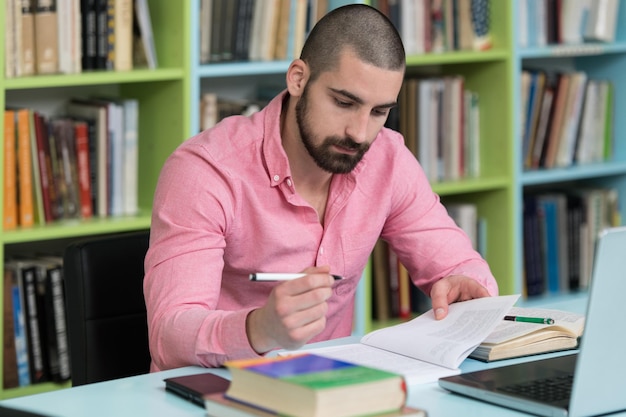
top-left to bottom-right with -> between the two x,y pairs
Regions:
512,1 -> 626,297
0,0 -> 190,399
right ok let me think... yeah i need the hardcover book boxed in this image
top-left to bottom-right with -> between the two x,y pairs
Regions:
224,353 -> 407,417
34,0 -> 59,74
469,306 -> 584,362
205,391 -> 427,417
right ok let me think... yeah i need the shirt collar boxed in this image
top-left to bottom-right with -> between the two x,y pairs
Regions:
262,90 -> 292,188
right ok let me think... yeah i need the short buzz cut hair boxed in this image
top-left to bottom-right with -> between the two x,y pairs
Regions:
300,4 -> 406,82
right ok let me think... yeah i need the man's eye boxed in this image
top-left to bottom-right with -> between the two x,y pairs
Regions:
373,109 -> 388,116
335,99 -> 352,107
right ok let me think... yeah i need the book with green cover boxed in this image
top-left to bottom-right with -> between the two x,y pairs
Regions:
224,353 -> 407,417
205,392 -> 427,417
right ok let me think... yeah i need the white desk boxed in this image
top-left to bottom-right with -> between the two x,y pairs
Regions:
3,292 -> 623,417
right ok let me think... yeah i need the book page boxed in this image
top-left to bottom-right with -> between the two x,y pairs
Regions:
481,306 -> 585,344
283,343 -> 461,385
360,294 -> 520,369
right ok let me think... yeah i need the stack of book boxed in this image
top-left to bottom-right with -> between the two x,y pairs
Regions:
202,353 -> 426,417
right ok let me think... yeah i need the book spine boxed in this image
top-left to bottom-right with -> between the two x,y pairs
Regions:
34,0 -> 59,74
122,99 -> 138,215
20,0 -> 37,75
37,261 -> 70,382
5,0 -> 17,78
56,118 -> 80,219
107,102 -> 123,216
12,281 -> 30,386
134,0 -> 157,68
28,109 -> 45,225
106,0 -> 115,69
46,122 -> 66,219
113,0 -> 133,70
48,266 -> 71,381
3,267 -> 19,389
33,112 -> 55,222
74,120 -> 94,218
21,265 -> 47,383
33,263 -> 52,381
83,118 -> 98,217
94,0 -> 108,68
80,0 -> 97,70
199,0 -> 212,64
16,109 -> 35,227
3,110 -> 18,230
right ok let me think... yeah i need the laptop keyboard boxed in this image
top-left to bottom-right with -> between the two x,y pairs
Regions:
497,375 -> 573,403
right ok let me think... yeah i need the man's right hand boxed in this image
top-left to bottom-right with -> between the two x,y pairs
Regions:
245,265 -> 336,354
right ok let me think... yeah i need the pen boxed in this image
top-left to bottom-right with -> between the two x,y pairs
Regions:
503,315 -> 555,325
249,273 -> 344,281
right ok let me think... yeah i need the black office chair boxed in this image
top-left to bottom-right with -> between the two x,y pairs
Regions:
63,231 -> 151,386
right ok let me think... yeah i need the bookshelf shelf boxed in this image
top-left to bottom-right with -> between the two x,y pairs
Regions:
405,48 -> 510,66
521,162 -> 626,186
518,42 -> 626,58
3,69 -> 185,90
196,61 -> 292,78
1,214 -> 152,245
432,177 -> 511,196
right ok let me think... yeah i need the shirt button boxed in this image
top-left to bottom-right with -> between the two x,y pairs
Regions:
273,174 -> 280,182
319,247 -> 324,255
286,178 -> 292,187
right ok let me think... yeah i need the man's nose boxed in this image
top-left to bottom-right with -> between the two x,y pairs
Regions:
345,110 -> 370,144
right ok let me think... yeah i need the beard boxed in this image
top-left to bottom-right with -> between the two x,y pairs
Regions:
295,87 -> 370,174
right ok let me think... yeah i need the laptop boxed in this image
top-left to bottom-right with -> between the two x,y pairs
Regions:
439,226 -> 626,417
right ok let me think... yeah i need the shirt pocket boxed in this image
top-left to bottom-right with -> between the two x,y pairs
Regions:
340,225 -> 383,277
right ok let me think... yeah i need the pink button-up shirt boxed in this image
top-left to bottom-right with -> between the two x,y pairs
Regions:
144,92 -> 498,371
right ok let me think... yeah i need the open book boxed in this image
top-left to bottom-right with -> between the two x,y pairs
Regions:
469,306 -> 585,362
283,294 -> 520,385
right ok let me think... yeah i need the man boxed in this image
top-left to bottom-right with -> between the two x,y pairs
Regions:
144,4 -> 498,371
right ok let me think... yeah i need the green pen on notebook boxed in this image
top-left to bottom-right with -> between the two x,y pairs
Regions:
503,315 -> 555,325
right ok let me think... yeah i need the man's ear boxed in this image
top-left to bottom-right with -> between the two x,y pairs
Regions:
286,59 -> 309,97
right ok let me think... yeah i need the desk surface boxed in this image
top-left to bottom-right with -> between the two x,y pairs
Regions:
3,292 -> 623,417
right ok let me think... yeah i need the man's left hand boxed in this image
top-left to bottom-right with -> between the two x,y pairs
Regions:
430,275 -> 491,320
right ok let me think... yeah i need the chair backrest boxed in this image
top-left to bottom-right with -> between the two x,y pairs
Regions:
63,231 -> 151,386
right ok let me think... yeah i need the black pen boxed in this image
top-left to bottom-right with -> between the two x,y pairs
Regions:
249,273 -> 344,281
504,315 -> 555,325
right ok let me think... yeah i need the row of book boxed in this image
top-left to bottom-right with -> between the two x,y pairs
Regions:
199,93 -> 265,132
3,98 -> 139,230
393,75 -> 481,183
523,187 -> 619,297
199,0 -> 319,64
520,69 -> 614,171
3,256 -> 70,389
5,0 -> 157,78
371,202 -> 483,322
375,0 -> 493,55
204,353 -> 418,417
518,0 -> 620,47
